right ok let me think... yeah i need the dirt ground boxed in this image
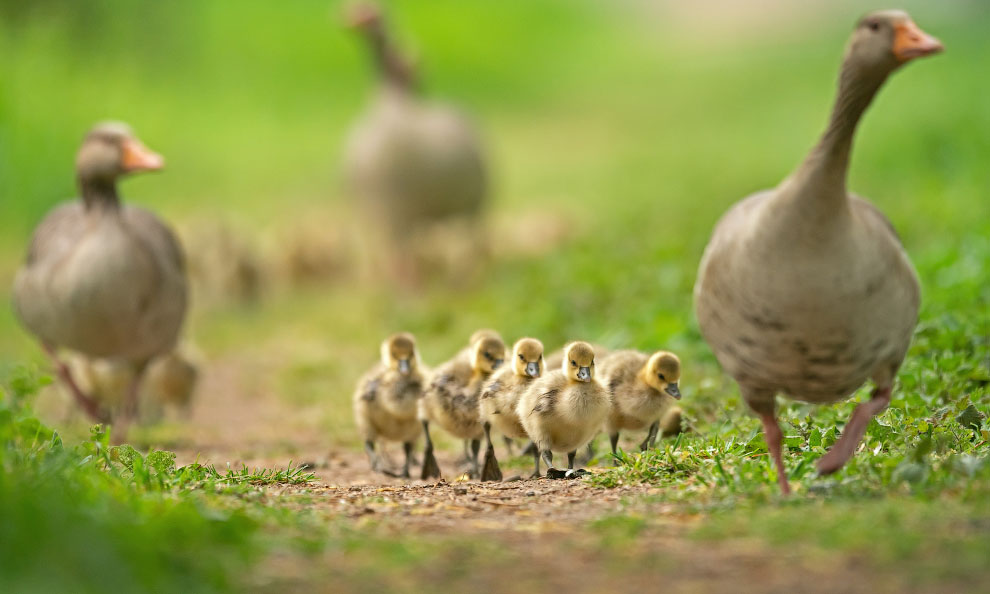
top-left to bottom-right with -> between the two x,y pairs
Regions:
110,355 -> 966,594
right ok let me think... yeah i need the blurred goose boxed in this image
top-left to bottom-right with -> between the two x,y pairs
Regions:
13,122 -> 186,429
599,350 -> 682,457
72,347 -> 199,423
344,1 -> 487,285
517,342 -> 611,479
419,331 -> 506,479
353,332 -> 429,477
478,337 -> 545,480
345,3 -> 487,280
694,11 -> 941,494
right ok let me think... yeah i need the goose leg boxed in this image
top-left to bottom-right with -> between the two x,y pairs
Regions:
564,450 -> 590,479
401,441 -> 413,479
41,343 -> 109,424
640,421 -> 660,452
420,420 -> 442,480
530,446 -> 541,478
817,386 -> 892,475
480,422 -> 503,482
469,438 -> 482,478
758,412 -> 791,495
744,389 -> 790,495
542,449 -> 563,479
364,439 -> 384,473
120,361 -> 148,422
575,441 -> 595,466
502,436 -> 515,457
609,432 -> 620,464
110,362 -> 149,444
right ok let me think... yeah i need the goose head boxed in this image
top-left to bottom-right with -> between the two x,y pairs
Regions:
511,337 -> 545,379
563,341 -> 596,383
345,1 -> 383,33
381,332 -> 419,376
470,335 -> 506,375
845,11 -> 942,77
469,328 -> 502,346
642,351 -> 682,400
345,1 -> 417,91
76,122 -> 163,186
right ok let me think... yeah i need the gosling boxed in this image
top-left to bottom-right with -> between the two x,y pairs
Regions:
517,341 -> 611,479
353,332 -> 428,478
419,332 -> 506,479
478,337 -> 544,480
598,350 -> 682,458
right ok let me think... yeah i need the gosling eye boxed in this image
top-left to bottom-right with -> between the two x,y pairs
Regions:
658,373 -> 666,381
868,20 -> 880,32
519,354 -> 525,361
484,352 -> 493,361
571,360 -> 577,367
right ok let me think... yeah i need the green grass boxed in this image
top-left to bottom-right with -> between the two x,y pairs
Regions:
1,0 -> 989,591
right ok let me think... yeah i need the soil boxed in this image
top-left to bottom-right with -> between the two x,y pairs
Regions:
145,355 -> 948,594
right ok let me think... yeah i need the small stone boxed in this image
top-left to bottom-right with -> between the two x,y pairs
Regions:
454,487 -> 468,495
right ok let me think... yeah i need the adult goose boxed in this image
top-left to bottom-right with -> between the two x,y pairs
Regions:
694,11 -> 942,494
344,1 -> 487,284
13,122 -> 187,428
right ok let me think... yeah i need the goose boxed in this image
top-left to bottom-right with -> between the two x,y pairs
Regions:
344,1 -> 487,284
598,350 -> 682,457
419,332 -> 506,479
694,11 -> 941,494
353,332 -> 429,477
478,337 -> 545,480
517,342 -> 612,479
13,122 -> 186,430
71,347 -> 198,423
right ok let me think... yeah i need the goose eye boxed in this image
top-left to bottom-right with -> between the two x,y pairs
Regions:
519,354 -> 525,360
868,21 -> 880,32
571,360 -> 577,367
658,373 -> 666,381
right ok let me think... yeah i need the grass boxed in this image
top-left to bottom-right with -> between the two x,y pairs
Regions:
1,0 -> 989,592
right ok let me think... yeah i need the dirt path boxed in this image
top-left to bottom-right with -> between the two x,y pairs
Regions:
153,356 -> 960,594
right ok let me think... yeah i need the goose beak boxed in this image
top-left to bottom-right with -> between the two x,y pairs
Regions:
121,138 -> 164,172
893,21 -> 943,62
577,367 -> 591,382
525,362 -> 541,378
398,359 -> 411,375
665,382 -> 681,400
493,358 -> 504,370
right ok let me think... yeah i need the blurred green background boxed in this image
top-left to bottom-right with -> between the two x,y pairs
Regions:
1,0 -> 987,439
2,1 -> 989,593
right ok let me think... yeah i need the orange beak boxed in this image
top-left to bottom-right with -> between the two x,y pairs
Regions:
121,137 -> 164,172
893,20 -> 944,62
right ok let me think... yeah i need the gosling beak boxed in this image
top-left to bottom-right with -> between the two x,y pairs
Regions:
398,359 -> 411,375
664,382 -> 681,400
893,20 -> 944,63
525,362 -> 541,378
121,137 -> 164,173
577,366 -> 591,382
493,358 -> 504,370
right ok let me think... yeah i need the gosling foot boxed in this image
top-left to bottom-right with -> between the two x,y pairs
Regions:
546,468 -> 590,480
420,445 -> 442,480
480,447 -> 503,482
